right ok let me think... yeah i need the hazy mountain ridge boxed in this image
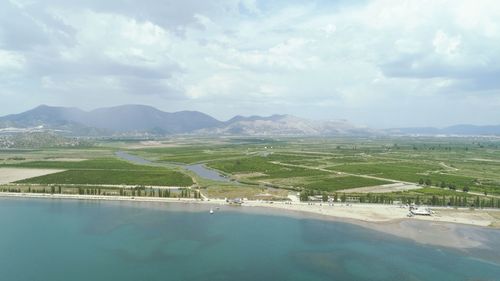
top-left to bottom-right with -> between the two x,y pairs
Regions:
387,124 -> 500,136
202,114 -> 372,136
0,105 -> 222,135
1,105 -> 499,136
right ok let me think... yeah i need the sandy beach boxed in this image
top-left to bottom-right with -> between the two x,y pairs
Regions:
0,168 -> 65,184
241,200 -> 500,249
1,192 -> 499,249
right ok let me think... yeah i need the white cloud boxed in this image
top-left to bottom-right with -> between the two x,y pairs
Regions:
0,49 -> 25,71
433,30 -> 461,56
193,14 -> 215,29
55,10 -> 173,65
321,23 -> 336,37
1,0 -> 500,127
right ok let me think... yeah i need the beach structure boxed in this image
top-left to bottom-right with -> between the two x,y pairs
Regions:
227,198 -> 243,205
410,206 -> 432,216
308,195 -> 324,202
346,196 -> 360,203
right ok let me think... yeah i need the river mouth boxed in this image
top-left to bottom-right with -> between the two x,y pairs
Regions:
115,151 -> 234,183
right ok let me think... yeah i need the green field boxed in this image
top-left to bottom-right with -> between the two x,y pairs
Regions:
3,158 -> 154,170
116,137 -> 500,196
17,170 -> 193,186
329,162 -> 477,189
301,176 -> 390,192
208,156 -> 328,178
1,136 -> 500,205
3,158 -> 194,187
128,146 -> 247,164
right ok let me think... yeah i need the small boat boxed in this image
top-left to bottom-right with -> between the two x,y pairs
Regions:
210,208 -> 214,214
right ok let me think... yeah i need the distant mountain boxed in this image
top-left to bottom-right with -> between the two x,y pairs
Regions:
0,105 -> 106,135
7,105 -> 496,137
225,114 -> 287,124
388,124 -> 500,136
0,105 -> 372,136
75,105 -> 222,134
200,114 -> 372,136
441,124 -> 500,135
0,105 -> 222,135
0,105 -> 85,127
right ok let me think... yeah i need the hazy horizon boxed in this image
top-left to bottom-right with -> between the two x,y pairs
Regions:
1,0 -> 500,128
4,103 -> 500,129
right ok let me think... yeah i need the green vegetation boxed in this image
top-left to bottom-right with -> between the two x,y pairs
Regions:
208,156 -> 328,178
0,185 -> 199,198
17,169 -> 192,186
3,157 -> 193,187
2,158 -> 153,170
125,137 -> 500,197
331,162 -> 440,182
130,146 -> 246,164
331,162 -> 478,191
301,176 -> 390,192
1,136 -> 500,203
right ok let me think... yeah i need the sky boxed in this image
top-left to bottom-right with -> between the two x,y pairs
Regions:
1,0 -> 500,128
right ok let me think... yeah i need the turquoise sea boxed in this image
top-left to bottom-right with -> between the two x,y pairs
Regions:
0,198 -> 499,281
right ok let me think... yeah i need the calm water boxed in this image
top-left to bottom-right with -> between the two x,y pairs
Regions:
115,151 -> 158,166
184,164 -> 231,182
1,198 -> 499,281
115,151 -> 231,182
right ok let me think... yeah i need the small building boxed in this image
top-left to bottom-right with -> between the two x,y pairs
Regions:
227,198 -> 243,205
308,195 -> 324,202
346,196 -> 360,203
410,206 -> 431,216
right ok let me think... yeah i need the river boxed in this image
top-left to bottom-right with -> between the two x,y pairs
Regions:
115,151 -> 232,182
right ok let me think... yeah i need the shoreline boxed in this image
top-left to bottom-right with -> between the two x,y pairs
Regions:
1,192 -> 499,250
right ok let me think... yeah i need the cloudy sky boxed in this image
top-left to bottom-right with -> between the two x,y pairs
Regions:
1,0 -> 499,127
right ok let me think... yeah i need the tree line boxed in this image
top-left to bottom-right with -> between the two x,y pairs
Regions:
0,186 -> 202,199
299,189 -> 500,208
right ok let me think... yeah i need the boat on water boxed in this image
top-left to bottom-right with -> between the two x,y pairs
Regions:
210,208 -> 214,214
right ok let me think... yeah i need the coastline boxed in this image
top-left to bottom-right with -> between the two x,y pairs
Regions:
1,192 -> 499,250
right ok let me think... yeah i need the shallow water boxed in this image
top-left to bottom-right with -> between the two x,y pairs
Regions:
115,151 -> 231,182
115,150 -> 157,166
0,198 -> 499,281
184,164 -> 231,182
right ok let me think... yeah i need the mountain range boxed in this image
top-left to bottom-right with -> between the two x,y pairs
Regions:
0,105 -> 499,136
0,105 -> 367,136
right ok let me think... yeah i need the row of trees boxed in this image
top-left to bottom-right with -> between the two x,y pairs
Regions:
0,186 -> 63,194
115,187 -> 201,198
298,189 -> 500,208
418,178 -> 473,193
0,186 -> 202,199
